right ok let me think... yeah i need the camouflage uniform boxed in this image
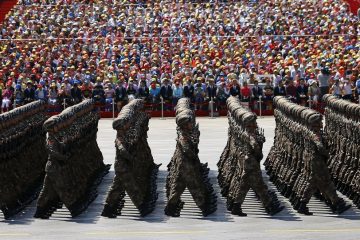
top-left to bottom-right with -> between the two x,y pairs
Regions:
265,96 -> 350,215
323,94 -> 360,209
35,99 -> 109,219
0,101 -> 48,219
165,98 -> 217,217
218,96 -> 283,216
102,99 -> 159,218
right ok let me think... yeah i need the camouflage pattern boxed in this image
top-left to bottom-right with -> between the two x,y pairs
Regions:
34,99 -> 110,218
165,98 -> 217,217
264,96 -> 350,215
0,100 -> 48,219
102,99 -> 160,218
323,94 -> 360,209
218,96 -> 283,216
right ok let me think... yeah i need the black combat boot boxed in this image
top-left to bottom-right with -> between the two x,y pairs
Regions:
297,202 -> 312,215
226,199 -> 234,211
34,206 -> 50,219
288,192 -> 295,203
355,195 -> 360,205
280,185 -> 288,195
101,204 -> 117,218
265,204 -> 285,216
164,205 -> 180,217
202,206 -> 217,217
284,188 -> 293,198
293,198 -> 300,210
230,203 -> 247,217
343,186 -> 350,196
332,199 -> 351,214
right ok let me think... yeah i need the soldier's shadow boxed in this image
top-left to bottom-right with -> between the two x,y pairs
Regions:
235,189 -> 302,222
330,208 -> 360,220
36,170 -> 115,224
260,170 -> 359,221
306,196 -> 360,220
0,206 -> 36,225
121,170 -> 168,223
150,170 -> 234,222
205,170 -> 298,222
120,170 -> 233,223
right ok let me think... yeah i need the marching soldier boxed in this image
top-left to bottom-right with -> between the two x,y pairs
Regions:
265,96 -> 351,215
165,98 -> 217,217
35,99 -> 109,218
218,96 -> 283,216
0,100 -> 48,219
323,94 -> 360,210
102,99 -> 159,218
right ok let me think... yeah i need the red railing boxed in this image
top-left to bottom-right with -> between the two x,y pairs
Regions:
44,99 -> 276,118
343,0 -> 360,15
0,0 -> 17,23
3,98 -> 341,118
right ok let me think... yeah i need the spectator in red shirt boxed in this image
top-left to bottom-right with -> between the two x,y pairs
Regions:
286,80 -> 298,102
241,82 -> 251,102
1,82 -> 13,113
81,81 -> 93,99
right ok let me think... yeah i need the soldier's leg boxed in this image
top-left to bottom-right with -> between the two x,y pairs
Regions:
231,176 -> 251,216
250,177 -> 271,205
298,180 -> 314,215
165,177 -> 186,217
34,176 -> 60,218
102,173 -> 126,218
186,173 -> 208,208
118,171 -> 145,209
314,176 -> 351,214
248,170 -> 271,204
52,166 -> 80,209
249,171 -> 284,215
314,170 -> 339,199
186,170 -> 216,216
226,171 -> 241,208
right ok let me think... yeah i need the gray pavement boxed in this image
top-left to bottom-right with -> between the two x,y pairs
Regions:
0,117 -> 359,240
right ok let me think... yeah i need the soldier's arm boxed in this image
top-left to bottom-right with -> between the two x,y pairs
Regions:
315,140 -> 329,158
115,139 -> 133,161
249,136 -> 263,161
47,141 -> 68,162
178,136 -> 197,159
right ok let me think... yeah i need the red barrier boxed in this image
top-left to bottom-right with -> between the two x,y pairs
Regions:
5,99 -> 336,118
344,0 -> 360,15
0,0 -> 17,23
45,101 -> 275,118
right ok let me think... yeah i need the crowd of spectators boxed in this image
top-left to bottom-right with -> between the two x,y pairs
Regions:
0,0 -> 359,113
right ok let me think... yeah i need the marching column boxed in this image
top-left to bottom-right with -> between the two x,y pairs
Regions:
323,94 -> 360,209
218,96 -> 284,216
34,99 -> 110,218
165,98 -> 217,217
0,101 -> 48,219
102,99 -> 160,218
264,96 -> 351,215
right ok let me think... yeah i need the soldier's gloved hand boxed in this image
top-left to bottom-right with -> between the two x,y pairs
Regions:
249,138 -> 257,149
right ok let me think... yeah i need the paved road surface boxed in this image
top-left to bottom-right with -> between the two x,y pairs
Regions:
0,117 -> 359,240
